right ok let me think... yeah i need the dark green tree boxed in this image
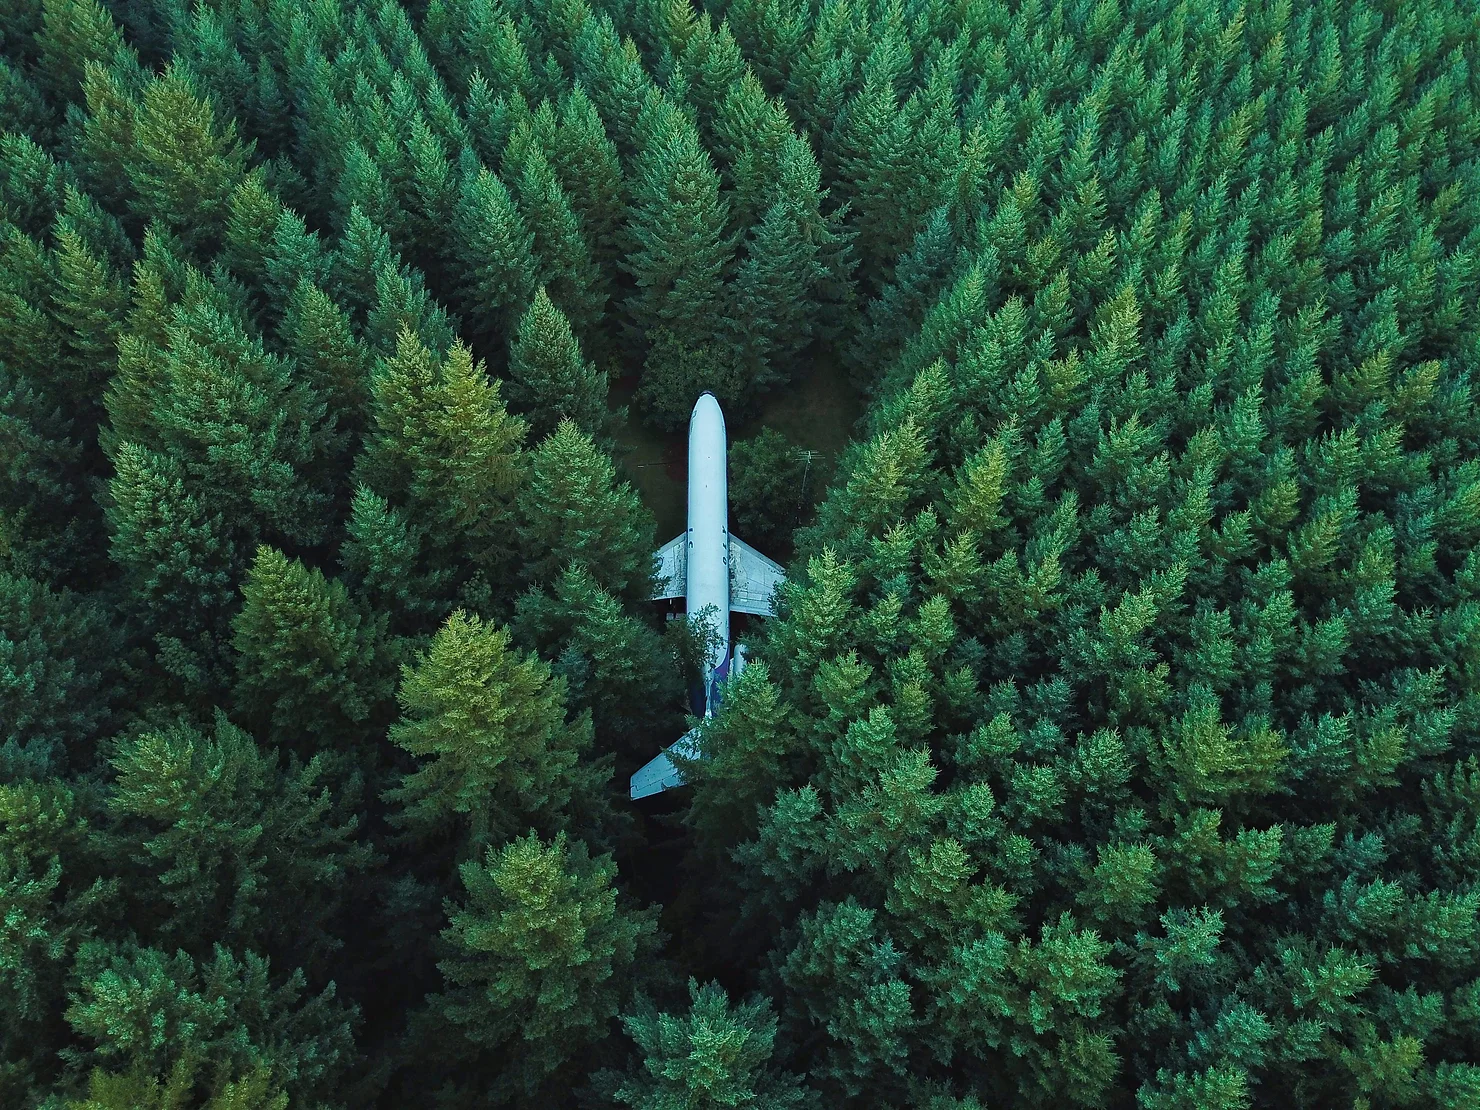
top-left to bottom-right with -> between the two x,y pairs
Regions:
512,564 -> 682,763
607,979 -> 817,1109
62,940 -> 360,1106
506,286 -> 610,442
516,418 -> 655,602
416,829 -> 660,1105
449,164 -> 537,347
0,571 -> 124,777
620,96 -> 734,362
729,427 -> 822,556
231,546 -> 399,753
105,711 -> 374,971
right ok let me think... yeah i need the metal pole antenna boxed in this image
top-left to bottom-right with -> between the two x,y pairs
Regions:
796,449 -> 821,526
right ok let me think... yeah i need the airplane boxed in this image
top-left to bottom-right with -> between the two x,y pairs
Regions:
629,392 -> 786,800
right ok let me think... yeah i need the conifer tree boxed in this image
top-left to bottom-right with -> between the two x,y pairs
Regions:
384,611 -> 603,853
417,829 -> 660,1104
550,83 -> 627,271
620,98 -> 734,369
355,328 -> 526,603
104,441 -> 239,692
63,940 -> 359,1106
723,137 -> 830,387
607,979 -> 817,1109
279,277 -> 372,438
105,712 -> 374,971
517,419 -> 655,603
0,777 -> 114,1101
847,205 -> 962,386
510,144 -> 609,357
0,571 -> 124,777
126,64 -> 252,254
506,286 -> 610,441
231,546 -> 399,753
338,485 -> 456,636
512,564 -> 682,763
34,0 -> 133,106
729,426 -> 819,555
449,163 -> 538,346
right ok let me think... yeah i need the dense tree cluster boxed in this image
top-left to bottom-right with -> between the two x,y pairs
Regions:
3,0 -> 1480,1106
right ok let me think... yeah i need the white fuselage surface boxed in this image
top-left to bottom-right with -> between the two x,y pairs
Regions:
686,392 -> 730,684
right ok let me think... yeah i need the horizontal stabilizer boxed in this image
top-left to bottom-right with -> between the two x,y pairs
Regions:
651,532 -> 686,600
629,727 -> 703,800
729,535 -> 786,616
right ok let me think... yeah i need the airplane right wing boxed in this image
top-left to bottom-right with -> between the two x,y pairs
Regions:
651,532 -> 686,600
729,534 -> 786,616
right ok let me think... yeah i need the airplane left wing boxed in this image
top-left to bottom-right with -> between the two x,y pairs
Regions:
729,535 -> 786,616
630,726 -> 703,799
652,532 -> 686,600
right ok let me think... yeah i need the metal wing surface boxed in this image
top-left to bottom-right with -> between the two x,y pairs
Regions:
729,535 -> 786,616
652,532 -> 686,600
630,727 -> 703,800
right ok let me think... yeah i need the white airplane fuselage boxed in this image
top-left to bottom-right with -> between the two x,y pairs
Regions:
685,392 -> 731,690
631,393 -> 787,800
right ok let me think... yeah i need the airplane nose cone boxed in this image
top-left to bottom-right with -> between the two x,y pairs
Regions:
692,391 -> 724,426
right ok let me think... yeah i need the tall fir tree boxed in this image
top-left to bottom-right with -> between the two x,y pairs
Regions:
383,610 -> 605,854
231,545 -> 399,754
516,418 -> 655,604
505,287 -> 610,442
414,830 -> 661,1105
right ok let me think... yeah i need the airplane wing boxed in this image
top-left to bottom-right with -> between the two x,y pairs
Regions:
729,535 -> 786,616
630,726 -> 703,799
651,532 -> 685,600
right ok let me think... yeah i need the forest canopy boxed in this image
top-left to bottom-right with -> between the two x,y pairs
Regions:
4,0 -> 1480,1106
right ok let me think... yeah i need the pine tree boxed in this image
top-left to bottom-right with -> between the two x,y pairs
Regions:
418,829 -> 660,1104
384,611 -> 602,853
104,441 -> 240,693
509,144 -> 609,357
74,58 -> 144,217
50,209 -> 129,424
723,137 -> 830,388
729,426 -> 819,555
279,278 -> 371,438
847,205 -> 962,385
338,484 -> 456,636
127,64 -> 252,254
607,979 -> 817,1109
517,418 -> 655,602
354,329 -> 526,597
64,1058 -> 288,1110
449,163 -> 538,346
506,286 -> 610,441
550,83 -> 627,270
63,940 -> 359,1106
105,711 -> 375,971
34,0 -> 132,105
620,100 -> 734,360
231,546 -> 399,753
512,564 -> 682,763
0,571 -> 124,777
0,777 -> 114,1101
